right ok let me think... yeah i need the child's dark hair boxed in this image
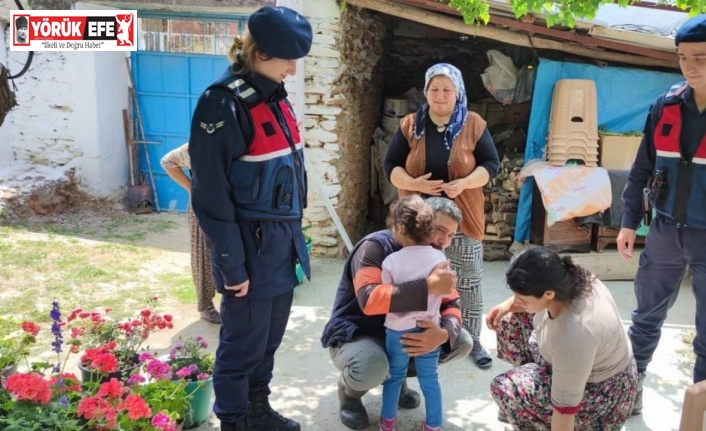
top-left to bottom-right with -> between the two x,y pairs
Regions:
505,246 -> 594,304
386,195 -> 434,245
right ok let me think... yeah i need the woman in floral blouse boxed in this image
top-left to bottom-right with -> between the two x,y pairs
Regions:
160,143 -> 220,324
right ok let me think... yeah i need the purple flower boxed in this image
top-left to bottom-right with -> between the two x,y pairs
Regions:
50,302 -> 63,371
138,352 -> 154,363
127,374 -> 146,385
59,395 -> 69,405
196,336 -> 208,349
169,343 -> 184,359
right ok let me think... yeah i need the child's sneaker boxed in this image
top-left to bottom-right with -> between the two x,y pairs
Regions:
420,421 -> 441,431
379,417 -> 395,431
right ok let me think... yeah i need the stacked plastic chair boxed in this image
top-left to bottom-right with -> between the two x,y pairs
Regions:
546,79 -> 599,167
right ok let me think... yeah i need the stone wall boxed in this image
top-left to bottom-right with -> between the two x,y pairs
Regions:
300,3 -> 388,257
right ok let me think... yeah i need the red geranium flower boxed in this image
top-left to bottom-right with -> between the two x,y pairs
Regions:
123,394 -> 151,420
21,321 -> 40,336
97,378 -> 125,399
6,373 -> 52,404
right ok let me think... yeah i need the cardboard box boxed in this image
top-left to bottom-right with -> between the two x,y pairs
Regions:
598,134 -> 642,170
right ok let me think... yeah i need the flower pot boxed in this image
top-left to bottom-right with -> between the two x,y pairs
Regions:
78,360 -> 139,384
1,363 -> 17,378
1,363 -> 17,385
182,377 -> 213,429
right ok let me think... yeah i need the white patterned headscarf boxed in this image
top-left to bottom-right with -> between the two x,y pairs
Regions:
413,63 -> 468,150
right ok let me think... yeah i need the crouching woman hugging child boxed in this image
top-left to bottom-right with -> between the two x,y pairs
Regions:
380,195 -> 458,431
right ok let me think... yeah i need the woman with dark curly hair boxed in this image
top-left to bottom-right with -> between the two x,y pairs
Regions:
486,246 -> 638,431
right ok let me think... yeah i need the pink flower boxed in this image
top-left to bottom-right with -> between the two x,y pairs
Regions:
175,367 -> 192,378
197,372 -> 210,380
145,358 -> 172,380
151,412 -> 175,431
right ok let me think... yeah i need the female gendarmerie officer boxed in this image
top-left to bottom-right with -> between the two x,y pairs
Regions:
188,6 -> 312,431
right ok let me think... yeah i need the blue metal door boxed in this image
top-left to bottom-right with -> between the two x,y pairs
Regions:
131,51 -> 230,212
130,13 -> 247,212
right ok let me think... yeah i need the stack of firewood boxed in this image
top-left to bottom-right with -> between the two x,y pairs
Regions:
483,154 -> 524,260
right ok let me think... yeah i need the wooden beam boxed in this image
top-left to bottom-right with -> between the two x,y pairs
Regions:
346,0 -> 679,69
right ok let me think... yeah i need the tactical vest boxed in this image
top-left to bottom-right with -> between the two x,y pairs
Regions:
210,71 -> 306,221
652,82 -> 706,227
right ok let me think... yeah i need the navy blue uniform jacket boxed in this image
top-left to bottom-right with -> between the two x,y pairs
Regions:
188,66 -> 310,299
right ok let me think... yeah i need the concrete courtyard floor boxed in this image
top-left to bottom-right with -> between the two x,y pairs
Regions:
173,256 -> 695,431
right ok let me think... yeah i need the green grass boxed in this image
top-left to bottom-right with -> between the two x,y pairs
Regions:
0,211 -> 192,358
157,272 -> 196,304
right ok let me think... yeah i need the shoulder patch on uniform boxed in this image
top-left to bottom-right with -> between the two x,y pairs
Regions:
665,81 -> 688,101
200,121 -> 224,134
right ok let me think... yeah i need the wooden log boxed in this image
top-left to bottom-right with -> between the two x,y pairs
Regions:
345,0 -> 678,70
483,234 -> 513,244
500,201 -> 519,212
503,212 -> 517,224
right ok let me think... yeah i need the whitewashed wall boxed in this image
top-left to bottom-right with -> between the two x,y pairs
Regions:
0,1 -> 129,199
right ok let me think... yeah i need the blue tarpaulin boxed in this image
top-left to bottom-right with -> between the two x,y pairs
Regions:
514,59 -> 683,243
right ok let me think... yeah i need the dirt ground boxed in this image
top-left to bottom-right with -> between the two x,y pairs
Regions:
1,208 -> 695,430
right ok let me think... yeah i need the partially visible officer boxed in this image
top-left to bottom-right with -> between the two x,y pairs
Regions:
188,6 -> 312,431
617,14 -> 706,417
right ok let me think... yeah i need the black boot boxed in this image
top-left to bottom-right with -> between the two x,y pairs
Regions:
220,418 -> 249,431
247,391 -> 300,431
338,377 -> 369,430
631,372 -> 646,416
398,379 -> 421,409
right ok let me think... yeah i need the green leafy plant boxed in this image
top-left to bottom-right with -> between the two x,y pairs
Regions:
0,372 -> 85,431
167,336 -> 214,382
0,318 -> 39,370
129,351 -> 193,425
303,225 -> 313,245
67,296 -> 174,373
442,0 -> 700,29
0,302 -> 183,431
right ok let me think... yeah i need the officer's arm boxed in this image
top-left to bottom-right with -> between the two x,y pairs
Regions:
621,106 -> 657,230
189,89 -> 249,286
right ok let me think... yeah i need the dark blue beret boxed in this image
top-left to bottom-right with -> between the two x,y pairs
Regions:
248,6 -> 313,60
676,15 -> 706,45
15,16 -> 27,29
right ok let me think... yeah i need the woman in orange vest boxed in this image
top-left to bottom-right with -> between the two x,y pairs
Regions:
384,63 -> 500,369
